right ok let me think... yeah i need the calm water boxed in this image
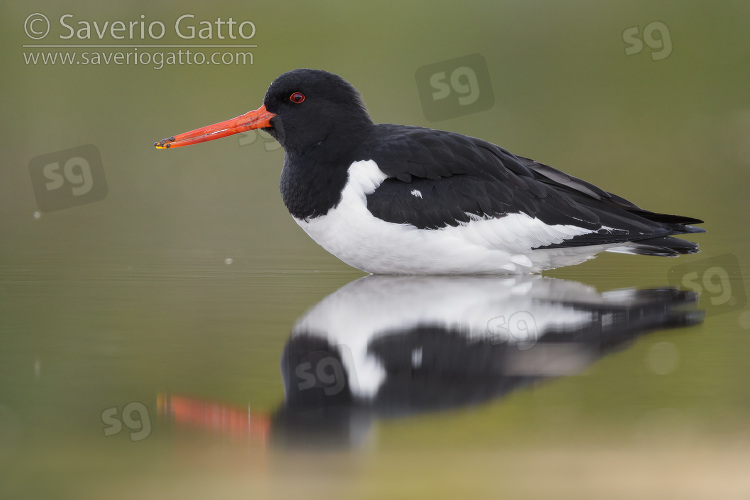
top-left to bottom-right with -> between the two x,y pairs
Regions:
2,247 -> 749,499
3,0 -> 750,498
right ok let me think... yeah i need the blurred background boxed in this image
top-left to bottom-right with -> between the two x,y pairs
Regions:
1,0 -> 749,498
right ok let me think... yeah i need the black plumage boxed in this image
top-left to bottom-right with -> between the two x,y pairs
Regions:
157,68 -> 705,267
260,69 -> 704,257
361,125 -> 703,254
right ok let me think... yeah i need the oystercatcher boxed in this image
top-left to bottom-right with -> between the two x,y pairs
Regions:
155,69 -> 704,274
286,276 -> 702,401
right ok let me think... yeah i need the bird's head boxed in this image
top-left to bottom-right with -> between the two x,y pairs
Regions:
154,69 -> 373,156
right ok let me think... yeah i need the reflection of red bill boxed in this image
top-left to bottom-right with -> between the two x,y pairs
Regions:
158,393 -> 270,444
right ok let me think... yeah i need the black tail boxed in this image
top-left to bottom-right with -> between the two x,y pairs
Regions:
622,236 -> 700,256
624,210 -> 705,256
632,210 -> 706,234
595,208 -> 705,257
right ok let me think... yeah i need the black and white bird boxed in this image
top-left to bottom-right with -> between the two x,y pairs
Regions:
156,276 -> 703,449
274,276 -> 702,448
156,69 -> 704,274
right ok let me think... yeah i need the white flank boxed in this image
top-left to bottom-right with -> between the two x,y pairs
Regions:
294,160 -> 613,274
292,276 -> 613,399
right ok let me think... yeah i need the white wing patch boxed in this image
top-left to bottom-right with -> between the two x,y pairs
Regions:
411,347 -> 423,367
410,189 -> 423,199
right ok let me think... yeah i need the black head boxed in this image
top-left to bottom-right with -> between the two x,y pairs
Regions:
154,69 -> 373,156
262,69 -> 374,156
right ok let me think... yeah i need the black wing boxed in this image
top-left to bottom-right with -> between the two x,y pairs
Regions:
361,124 -> 704,251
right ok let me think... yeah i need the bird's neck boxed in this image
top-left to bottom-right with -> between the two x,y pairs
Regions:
280,127 -> 371,220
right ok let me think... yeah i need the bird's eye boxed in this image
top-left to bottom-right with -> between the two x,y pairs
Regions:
289,92 -> 305,103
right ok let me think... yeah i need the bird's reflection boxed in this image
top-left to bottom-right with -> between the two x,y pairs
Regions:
160,275 -> 703,449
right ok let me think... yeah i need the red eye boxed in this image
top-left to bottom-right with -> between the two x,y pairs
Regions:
289,92 -> 305,103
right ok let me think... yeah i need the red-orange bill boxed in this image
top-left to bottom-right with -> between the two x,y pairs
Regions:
157,393 -> 271,444
155,104 -> 276,149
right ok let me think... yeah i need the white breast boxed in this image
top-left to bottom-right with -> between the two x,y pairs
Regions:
292,276 -> 608,399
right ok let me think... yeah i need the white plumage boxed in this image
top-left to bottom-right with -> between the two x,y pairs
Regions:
295,160 -> 620,274
292,276 -> 623,399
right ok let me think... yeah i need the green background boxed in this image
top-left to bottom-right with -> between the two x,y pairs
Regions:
1,1 -> 749,498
